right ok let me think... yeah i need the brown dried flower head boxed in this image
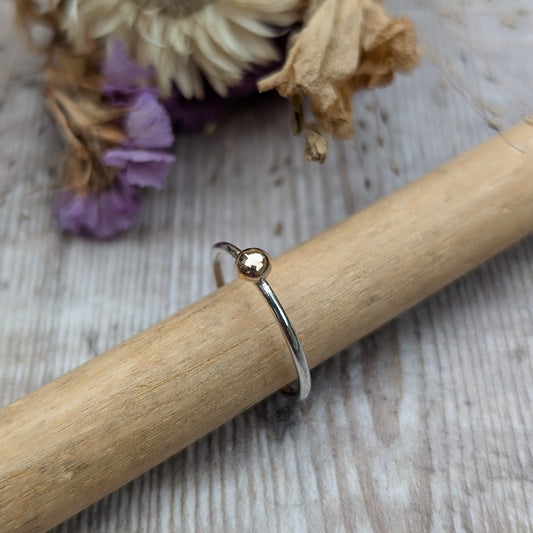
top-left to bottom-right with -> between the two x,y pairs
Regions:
44,45 -> 125,192
259,0 -> 420,141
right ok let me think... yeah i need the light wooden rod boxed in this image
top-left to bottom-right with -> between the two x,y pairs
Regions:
1,121 -> 533,532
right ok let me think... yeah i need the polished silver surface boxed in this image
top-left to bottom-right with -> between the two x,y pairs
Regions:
211,242 -> 311,400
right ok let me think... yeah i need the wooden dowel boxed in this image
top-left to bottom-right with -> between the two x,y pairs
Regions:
1,121 -> 533,532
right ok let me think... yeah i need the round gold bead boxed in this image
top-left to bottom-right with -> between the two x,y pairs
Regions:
235,248 -> 272,282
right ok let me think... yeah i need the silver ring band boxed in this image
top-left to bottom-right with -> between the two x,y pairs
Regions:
211,242 -> 311,400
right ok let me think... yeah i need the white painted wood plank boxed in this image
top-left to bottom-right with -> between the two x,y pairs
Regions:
1,1 -> 532,531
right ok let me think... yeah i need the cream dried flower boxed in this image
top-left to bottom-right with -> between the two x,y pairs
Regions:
59,0 -> 304,99
258,0 -> 420,139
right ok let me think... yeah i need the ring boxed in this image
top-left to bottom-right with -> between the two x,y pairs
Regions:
211,242 -> 311,400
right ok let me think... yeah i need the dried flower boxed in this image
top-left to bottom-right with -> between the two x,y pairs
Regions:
16,0 -> 422,237
15,0 -> 62,51
48,41 -> 175,238
258,0 -> 420,140
44,47 -> 126,193
56,177 -> 141,239
59,0 -> 304,99
103,149 -> 175,190
303,123 -> 328,163
102,39 -> 155,96
123,91 -> 174,149
165,59 -> 283,132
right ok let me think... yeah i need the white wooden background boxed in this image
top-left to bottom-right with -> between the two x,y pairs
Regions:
1,1 -> 533,531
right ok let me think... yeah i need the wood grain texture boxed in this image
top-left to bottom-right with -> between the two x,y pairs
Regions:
1,119 -> 532,532
1,1 -> 532,532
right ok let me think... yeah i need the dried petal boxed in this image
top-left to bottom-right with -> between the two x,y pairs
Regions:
103,149 -> 175,189
56,178 -> 141,238
258,0 -> 420,139
124,91 -> 174,149
304,123 -> 328,163
102,40 -> 154,93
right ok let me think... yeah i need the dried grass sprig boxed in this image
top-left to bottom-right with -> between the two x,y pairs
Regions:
15,3 -> 125,192
44,44 -> 126,192
15,0 -> 63,52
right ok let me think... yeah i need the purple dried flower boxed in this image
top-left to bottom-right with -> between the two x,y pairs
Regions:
56,178 -> 141,239
54,32 -> 288,238
103,149 -> 175,190
56,41 -> 175,238
124,91 -> 174,149
56,42 -> 176,239
102,40 -> 154,96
